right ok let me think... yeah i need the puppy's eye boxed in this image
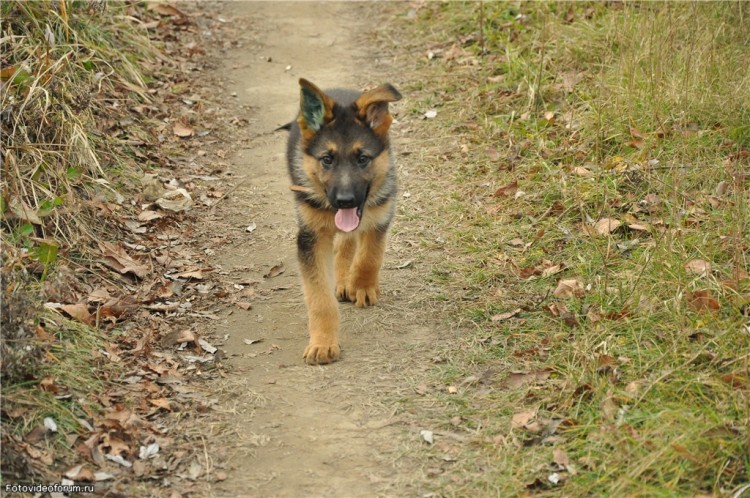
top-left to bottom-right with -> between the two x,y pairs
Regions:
320,155 -> 334,168
356,154 -> 371,168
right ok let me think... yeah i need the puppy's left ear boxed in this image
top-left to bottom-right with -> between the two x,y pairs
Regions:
354,84 -> 402,138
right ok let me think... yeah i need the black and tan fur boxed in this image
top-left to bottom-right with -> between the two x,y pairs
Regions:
285,78 -> 401,365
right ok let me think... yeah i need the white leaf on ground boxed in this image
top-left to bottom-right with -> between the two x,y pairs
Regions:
198,339 -> 217,354
139,443 -> 160,460
44,417 -> 58,432
420,429 -> 434,444
188,459 -> 203,480
155,188 -> 193,212
105,453 -> 133,468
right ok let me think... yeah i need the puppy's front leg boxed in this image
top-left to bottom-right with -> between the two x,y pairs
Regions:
297,226 -> 341,365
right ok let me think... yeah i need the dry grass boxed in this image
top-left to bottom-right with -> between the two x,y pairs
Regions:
1,0 -> 154,480
378,2 -> 750,496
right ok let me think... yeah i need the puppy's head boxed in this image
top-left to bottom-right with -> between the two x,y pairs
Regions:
297,79 -> 401,232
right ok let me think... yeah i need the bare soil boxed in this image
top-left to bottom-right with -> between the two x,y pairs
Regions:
199,3 -> 447,496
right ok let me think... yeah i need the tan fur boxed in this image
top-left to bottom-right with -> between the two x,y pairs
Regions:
299,230 -> 340,364
289,78 -> 400,365
345,228 -> 387,307
334,234 -> 357,301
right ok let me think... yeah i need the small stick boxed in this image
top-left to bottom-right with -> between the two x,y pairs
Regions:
289,185 -> 313,193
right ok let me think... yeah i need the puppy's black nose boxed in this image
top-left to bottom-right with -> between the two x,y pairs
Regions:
335,192 -> 357,209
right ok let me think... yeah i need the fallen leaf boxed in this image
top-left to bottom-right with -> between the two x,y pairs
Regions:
87,287 -> 111,303
687,290 -> 720,312
8,198 -> 43,224
264,263 -> 285,279
156,188 -> 193,212
564,7 -> 575,23
491,308 -> 522,322
94,471 -> 115,482
174,268 -> 204,280
65,464 -> 95,482
511,410 -> 537,429
541,264 -> 564,277
173,121 -> 194,138
148,398 -> 172,411
105,453 -> 132,468
721,372 -> 749,389
716,180 -> 729,196
235,301 -> 253,310
163,329 -> 196,346
138,210 -> 166,222
39,376 -> 58,393
593,218 -> 622,235
600,393 -> 619,422
494,180 -> 518,197
43,417 -> 58,433
61,303 -> 94,325
98,241 -> 149,279
486,147 -> 500,161
198,338 -> 217,354
25,425 -> 49,444
627,223 -> 650,232
553,278 -> 585,299
187,459 -> 203,480
518,266 -> 542,279
552,448 -> 570,468
443,43 -> 464,62
597,354 -> 618,374
148,3 -> 185,17
420,429 -> 434,444
685,259 -> 712,277
139,442 -> 160,459
500,370 -> 550,390
624,380 -> 643,397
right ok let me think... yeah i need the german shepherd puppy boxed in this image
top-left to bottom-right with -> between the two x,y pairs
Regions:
285,79 -> 401,365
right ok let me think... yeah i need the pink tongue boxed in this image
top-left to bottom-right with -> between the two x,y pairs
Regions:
335,208 -> 360,232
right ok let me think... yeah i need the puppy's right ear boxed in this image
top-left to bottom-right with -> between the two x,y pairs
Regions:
298,79 -> 335,140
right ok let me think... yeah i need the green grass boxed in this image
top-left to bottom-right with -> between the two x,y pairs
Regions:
386,1 -> 749,495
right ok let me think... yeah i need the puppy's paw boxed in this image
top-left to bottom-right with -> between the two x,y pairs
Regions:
351,284 -> 380,308
335,284 -> 350,302
303,340 -> 341,365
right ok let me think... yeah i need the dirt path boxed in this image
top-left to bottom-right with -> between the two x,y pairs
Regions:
205,3 -> 440,497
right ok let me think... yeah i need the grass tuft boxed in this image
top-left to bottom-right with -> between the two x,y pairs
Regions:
1,0 -> 154,482
384,1 -> 750,495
